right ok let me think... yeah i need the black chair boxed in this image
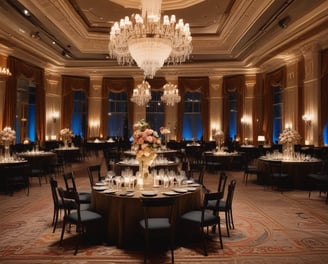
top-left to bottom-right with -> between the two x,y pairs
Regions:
63,172 -> 91,204
243,156 -> 261,185
139,197 -> 175,264
180,192 -> 223,256
217,179 -> 237,237
57,187 -> 103,255
3,163 -> 30,196
306,161 -> 328,203
50,177 -> 76,233
87,164 -> 103,187
268,160 -> 289,192
204,153 -> 222,173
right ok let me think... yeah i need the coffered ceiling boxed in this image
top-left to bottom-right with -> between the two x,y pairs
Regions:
0,0 -> 328,77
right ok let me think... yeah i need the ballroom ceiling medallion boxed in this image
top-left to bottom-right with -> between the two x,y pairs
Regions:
108,0 -> 192,79
161,82 -> 181,106
130,80 -> 152,106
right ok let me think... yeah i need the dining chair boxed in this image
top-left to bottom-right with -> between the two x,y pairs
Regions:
139,197 -> 175,263
268,160 -> 289,192
4,163 -> 30,196
204,153 -> 222,173
63,171 -> 91,204
306,160 -> 328,203
180,191 -> 223,256
87,164 -> 103,187
57,187 -> 103,255
243,155 -> 261,185
50,177 -> 76,233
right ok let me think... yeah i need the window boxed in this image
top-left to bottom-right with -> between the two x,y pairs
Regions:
146,90 -> 164,133
228,91 -> 237,140
182,91 -> 202,140
71,91 -> 86,138
108,91 -> 128,138
272,86 -> 282,144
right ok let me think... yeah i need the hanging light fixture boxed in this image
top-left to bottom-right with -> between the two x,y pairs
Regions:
131,80 -> 152,106
108,0 -> 192,79
0,67 -> 11,77
161,82 -> 181,106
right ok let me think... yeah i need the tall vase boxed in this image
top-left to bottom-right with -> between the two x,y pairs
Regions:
4,141 -> 11,160
284,142 -> 294,160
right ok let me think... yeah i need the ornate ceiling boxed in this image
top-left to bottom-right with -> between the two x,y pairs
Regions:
0,0 -> 327,77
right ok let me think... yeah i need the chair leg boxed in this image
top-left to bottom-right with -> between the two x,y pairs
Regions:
59,220 -> 66,246
217,218 -> 223,249
200,227 -> 208,256
53,209 -> 59,233
229,209 -> 235,229
225,211 -> 230,237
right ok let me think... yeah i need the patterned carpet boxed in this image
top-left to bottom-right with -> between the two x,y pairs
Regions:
1,155 -> 328,263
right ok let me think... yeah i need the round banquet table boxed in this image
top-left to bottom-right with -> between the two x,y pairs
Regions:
257,157 -> 322,189
203,151 -> 242,170
91,184 -> 203,248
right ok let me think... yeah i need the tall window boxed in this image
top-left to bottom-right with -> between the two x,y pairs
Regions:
146,90 -> 164,133
182,91 -> 202,140
71,91 -> 86,138
272,85 -> 282,144
108,91 -> 128,138
228,91 -> 237,140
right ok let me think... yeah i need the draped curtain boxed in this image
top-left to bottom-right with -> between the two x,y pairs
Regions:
61,75 -> 89,137
298,56 -> 305,141
222,75 -> 245,140
101,77 -> 134,138
321,48 -> 328,145
4,56 -> 45,142
177,77 -> 209,141
262,67 -> 286,143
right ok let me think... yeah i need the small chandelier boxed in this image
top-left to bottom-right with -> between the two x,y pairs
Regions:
0,67 -> 12,77
131,80 -> 152,106
108,0 -> 192,79
161,82 -> 181,106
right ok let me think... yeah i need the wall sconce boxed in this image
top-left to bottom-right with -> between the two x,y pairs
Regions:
302,114 -> 311,127
52,111 -> 59,123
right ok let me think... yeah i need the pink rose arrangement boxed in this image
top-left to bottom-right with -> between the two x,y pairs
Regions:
0,127 -> 16,145
132,120 -> 161,161
279,128 -> 301,144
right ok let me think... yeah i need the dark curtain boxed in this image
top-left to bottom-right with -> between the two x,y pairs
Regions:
253,73 -> 264,141
102,77 -> 134,138
177,77 -> 209,141
262,67 -> 286,142
321,49 -> 328,146
222,75 -> 245,140
298,56 -> 305,142
61,75 -> 89,137
4,56 -> 45,142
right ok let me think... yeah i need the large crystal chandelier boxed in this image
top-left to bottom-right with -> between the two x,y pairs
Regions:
108,0 -> 192,79
131,80 -> 152,106
161,82 -> 181,106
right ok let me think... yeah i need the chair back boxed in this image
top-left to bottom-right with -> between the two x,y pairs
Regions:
225,180 -> 237,210
203,191 -> 222,216
268,160 -> 283,175
57,187 -> 81,220
217,172 -> 228,196
87,164 -> 101,186
50,177 -> 60,208
63,171 -> 77,192
140,197 -> 175,227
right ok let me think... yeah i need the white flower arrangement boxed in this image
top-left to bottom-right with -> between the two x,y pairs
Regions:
160,126 -> 171,135
279,128 -> 301,144
0,127 -> 16,145
60,128 -> 74,142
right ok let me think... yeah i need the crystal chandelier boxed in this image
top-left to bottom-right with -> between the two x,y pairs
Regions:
131,80 -> 152,106
108,0 -> 192,79
161,82 -> 181,106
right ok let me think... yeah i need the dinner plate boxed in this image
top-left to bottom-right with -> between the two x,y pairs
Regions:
93,186 -> 108,191
185,180 -> 194,184
120,192 -> 134,197
188,183 -> 201,187
102,189 -> 116,194
172,188 -> 188,193
162,191 -> 179,196
95,182 -> 107,186
186,187 -> 197,192
141,191 -> 157,197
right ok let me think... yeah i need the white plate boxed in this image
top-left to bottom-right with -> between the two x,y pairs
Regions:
188,183 -> 201,187
120,192 -> 134,197
93,186 -> 108,191
95,182 -> 106,186
162,191 -> 179,196
186,187 -> 197,192
185,180 -> 194,184
172,188 -> 188,193
102,189 -> 116,194
141,191 -> 157,197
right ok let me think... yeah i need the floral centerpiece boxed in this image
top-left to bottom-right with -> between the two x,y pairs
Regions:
0,127 -> 16,159
160,126 -> 171,148
60,128 -> 74,147
132,120 -> 161,182
279,127 -> 301,158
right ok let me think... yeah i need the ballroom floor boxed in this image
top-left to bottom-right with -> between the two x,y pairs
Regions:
1,152 -> 328,263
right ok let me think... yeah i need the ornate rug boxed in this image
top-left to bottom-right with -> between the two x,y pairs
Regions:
1,165 -> 328,263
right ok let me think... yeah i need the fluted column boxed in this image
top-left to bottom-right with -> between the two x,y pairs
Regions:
89,75 -> 103,139
209,75 -> 223,139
